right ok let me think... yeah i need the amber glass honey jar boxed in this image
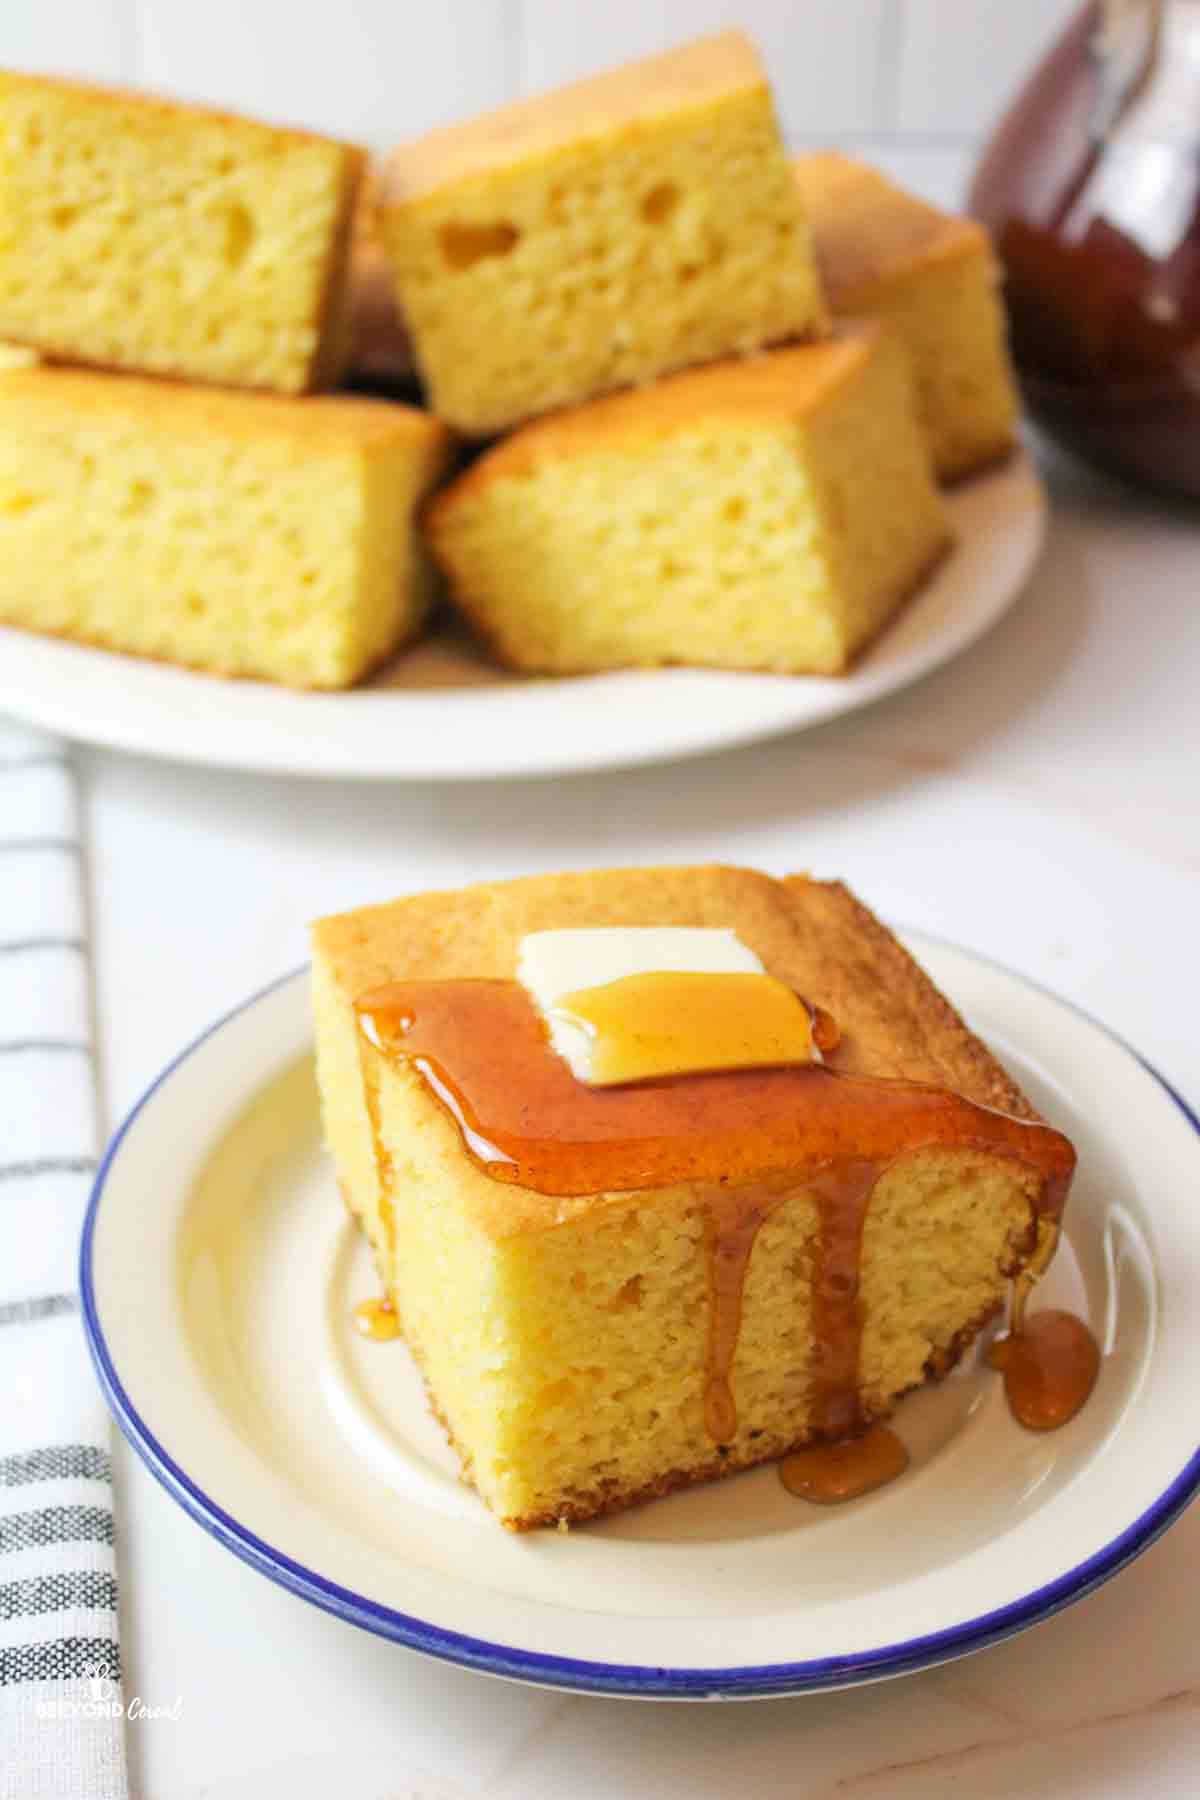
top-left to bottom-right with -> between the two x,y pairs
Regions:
971,1 -> 1200,498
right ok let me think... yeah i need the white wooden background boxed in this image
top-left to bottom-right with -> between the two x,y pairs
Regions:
2,2 -> 1080,209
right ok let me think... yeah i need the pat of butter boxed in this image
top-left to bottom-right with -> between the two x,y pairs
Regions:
516,927 -> 816,1085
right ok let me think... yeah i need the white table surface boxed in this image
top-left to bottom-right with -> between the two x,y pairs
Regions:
67,441 -> 1199,1800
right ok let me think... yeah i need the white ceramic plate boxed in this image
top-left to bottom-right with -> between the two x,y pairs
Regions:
81,935 -> 1200,1698
7,456 -> 1042,781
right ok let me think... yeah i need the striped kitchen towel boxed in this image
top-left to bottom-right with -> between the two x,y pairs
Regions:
0,722 -> 127,1800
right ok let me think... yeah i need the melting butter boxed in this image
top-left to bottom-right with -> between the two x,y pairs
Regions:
517,927 -> 817,1086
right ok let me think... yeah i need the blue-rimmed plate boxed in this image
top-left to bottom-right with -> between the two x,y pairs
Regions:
81,936 -> 1200,1698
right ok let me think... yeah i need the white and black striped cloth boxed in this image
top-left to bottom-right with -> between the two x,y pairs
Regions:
0,722 -> 127,1800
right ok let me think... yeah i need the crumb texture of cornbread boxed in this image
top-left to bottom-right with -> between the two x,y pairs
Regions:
0,366 -> 453,689
0,72 -> 365,393
794,152 -> 1019,481
378,32 -> 827,434
311,866 -> 1063,1530
426,328 -> 949,676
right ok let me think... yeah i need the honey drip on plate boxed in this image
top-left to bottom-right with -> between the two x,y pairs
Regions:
780,1424 -> 909,1504
355,979 -> 1077,1458
352,1296 -> 399,1342
987,1230 -> 1100,1431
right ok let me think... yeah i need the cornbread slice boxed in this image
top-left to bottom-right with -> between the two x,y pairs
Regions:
0,72 -> 366,394
426,326 -> 950,676
311,866 -> 1075,1530
378,31 -> 827,434
0,366 -> 453,689
794,153 -> 1019,482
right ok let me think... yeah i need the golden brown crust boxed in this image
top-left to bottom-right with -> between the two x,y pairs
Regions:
380,31 -> 768,205
312,865 -> 1043,1241
794,151 -> 992,308
0,68 -> 363,155
425,332 -> 874,521
0,363 -> 448,455
778,877 -> 1036,1119
938,438 -> 1019,488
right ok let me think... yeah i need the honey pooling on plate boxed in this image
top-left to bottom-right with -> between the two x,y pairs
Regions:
779,1424 -> 909,1504
986,1228 -> 1100,1432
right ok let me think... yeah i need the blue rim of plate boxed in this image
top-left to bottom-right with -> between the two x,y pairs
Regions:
80,948 -> 1200,1699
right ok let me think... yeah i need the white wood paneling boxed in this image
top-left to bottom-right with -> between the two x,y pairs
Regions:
0,2 -> 1083,165
134,0 -> 515,152
518,0 -> 898,139
895,0 -> 1079,137
0,0 -> 135,83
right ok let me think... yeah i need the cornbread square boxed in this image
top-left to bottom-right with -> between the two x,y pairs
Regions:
794,153 -> 1019,482
378,32 -> 827,434
311,866 -> 1071,1530
0,366 -> 453,689
425,326 -> 950,676
0,72 -> 366,394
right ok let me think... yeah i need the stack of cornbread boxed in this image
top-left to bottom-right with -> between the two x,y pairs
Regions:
0,33 -> 1020,688
0,73 -> 453,688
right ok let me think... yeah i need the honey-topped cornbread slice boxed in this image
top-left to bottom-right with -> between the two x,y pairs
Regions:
426,326 -> 949,676
0,72 -> 365,394
377,31 -> 827,435
0,366 -> 453,689
311,866 -> 1075,1530
794,152 -> 1019,482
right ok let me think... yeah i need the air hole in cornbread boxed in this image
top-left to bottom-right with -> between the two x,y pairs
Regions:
218,201 -> 255,269
641,182 -> 680,224
439,221 -> 521,270
0,71 -> 366,394
375,32 -> 828,434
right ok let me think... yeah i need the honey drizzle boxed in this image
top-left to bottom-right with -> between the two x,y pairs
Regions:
703,1184 -> 790,1443
355,979 -> 1077,1451
704,1163 -> 879,1445
810,1163 -> 880,1438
